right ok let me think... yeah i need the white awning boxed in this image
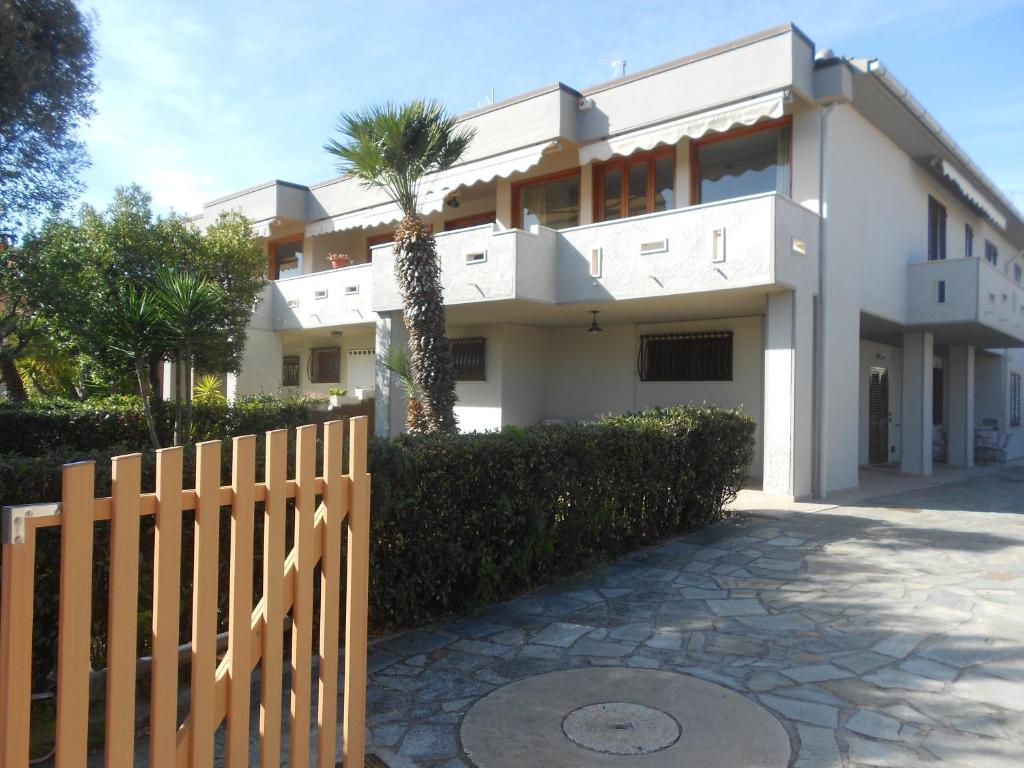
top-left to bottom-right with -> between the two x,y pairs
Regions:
306,141 -> 554,237
250,219 -> 274,238
578,90 -> 789,165
937,159 -> 1007,230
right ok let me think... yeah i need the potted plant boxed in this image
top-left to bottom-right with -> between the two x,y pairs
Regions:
328,253 -> 352,269
328,386 -> 359,407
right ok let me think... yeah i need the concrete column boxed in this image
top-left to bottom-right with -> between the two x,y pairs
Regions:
374,311 -> 409,437
900,331 -> 934,475
495,180 -> 513,229
579,164 -> 594,225
763,289 -> 814,498
947,345 -> 975,466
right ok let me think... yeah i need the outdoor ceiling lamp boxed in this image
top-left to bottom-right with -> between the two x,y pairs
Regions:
587,310 -> 603,334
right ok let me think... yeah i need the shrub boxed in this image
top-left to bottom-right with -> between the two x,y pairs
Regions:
0,404 -> 754,692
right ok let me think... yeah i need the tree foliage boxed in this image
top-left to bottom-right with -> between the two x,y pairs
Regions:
0,0 -> 97,232
325,100 -> 474,433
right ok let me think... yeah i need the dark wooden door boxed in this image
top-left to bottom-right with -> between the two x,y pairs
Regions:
869,366 -> 890,465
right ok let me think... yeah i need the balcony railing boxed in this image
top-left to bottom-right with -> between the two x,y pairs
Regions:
271,262 -> 373,330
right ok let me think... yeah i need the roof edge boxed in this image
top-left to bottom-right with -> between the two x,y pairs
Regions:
202,179 -> 309,209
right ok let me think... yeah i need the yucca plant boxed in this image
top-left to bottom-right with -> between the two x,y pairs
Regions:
193,373 -> 226,404
325,99 -> 474,434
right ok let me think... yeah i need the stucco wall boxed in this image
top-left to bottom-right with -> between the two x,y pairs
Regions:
278,329 -> 376,399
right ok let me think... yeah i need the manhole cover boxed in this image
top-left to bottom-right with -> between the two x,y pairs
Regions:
562,702 -> 680,755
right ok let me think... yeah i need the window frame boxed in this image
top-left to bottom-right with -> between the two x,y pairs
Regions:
307,346 -> 341,384
511,168 -> 582,230
593,148 -> 676,223
965,223 -> 974,258
1011,371 -> 1022,428
451,336 -> 486,381
637,331 -> 734,382
689,116 -> 794,205
984,239 -> 999,266
365,232 -> 393,263
268,233 -> 304,280
444,210 -> 496,231
927,196 -> 947,261
281,355 -> 300,387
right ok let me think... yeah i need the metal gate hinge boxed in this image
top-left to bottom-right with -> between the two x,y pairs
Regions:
2,503 -> 61,545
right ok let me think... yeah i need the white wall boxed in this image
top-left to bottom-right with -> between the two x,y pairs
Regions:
279,329 -> 376,399
451,324 -> 503,432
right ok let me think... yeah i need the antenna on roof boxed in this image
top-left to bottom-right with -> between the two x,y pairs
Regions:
477,87 -> 495,109
599,58 -> 627,78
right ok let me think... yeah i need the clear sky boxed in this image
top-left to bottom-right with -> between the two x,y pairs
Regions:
76,0 -> 1024,217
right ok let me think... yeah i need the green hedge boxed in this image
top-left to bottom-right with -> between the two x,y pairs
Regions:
0,394 -> 318,455
0,404 -> 754,691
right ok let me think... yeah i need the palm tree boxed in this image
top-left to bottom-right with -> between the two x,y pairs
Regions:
382,346 -> 425,432
152,268 -> 221,446
325,100 -> 474,434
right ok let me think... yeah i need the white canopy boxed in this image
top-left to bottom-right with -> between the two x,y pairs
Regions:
250,218 -> 274,238
578,90 -> 788,165
937,158 -> 1007,230
306,140 -> 554,237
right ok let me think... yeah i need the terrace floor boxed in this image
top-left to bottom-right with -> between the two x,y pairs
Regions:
365,465 -> 1024,767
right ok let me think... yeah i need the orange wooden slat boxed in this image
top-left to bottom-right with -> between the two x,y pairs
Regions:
55,460 -> 96,768
190,441 -> 222,768
104,453 -> 143,768
289,424 -> 317,768
227,435 -> 256,768
150,447 -> 184,768
0,524 -> 37,768
343,416 -> 371,768
317,421 -> 345,768
259,429 -> 288,768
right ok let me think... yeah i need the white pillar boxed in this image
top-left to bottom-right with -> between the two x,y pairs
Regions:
901,331 -> 934,475
763,289 -> 814,498
374,311 -> 409,437
947,345 -> 975,466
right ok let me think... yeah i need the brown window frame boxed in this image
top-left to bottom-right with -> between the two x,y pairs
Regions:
365,232 -> 393,263
451,337 -> 486,381
689,116 -> 794,205
593,148 -> 675,222
282,355 -> 300,387
307,347 -> 341,384
511,168 -> 582,229
444,210 -> 496,231
268,233 -> 304,279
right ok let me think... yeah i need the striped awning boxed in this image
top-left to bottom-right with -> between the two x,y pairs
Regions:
936,158 -> 1007,230
578,90 -> 789,165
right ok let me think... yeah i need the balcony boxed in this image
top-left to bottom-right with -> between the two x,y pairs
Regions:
907,258 -> 1024,347
370,223 -> 558,312
271,263 -> 373,330
556,193 -> 819,303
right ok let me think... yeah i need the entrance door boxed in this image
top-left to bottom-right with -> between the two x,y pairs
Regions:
869,366 -> 890,465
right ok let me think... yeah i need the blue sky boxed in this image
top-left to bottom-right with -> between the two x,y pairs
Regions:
77,0 -> 1024,216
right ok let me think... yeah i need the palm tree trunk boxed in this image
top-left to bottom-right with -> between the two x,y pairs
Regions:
393,214 -> 458,433
135,359 -> 161,450
173,358 -> 183,446
182,347 -> 193,446
0,351 -> 28,402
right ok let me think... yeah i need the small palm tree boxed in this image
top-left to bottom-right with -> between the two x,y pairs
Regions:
382,347 -> 425,432
325,100 -> 474,434
105,288 -> 164,449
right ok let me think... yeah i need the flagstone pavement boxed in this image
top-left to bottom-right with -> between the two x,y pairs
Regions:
364,465 -> 1024,767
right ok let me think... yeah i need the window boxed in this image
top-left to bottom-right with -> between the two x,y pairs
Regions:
937,280 -> 946,303
933,367 -> 944,426
1015,264 -> 1023,286
692,120 -> 791,205
366,233 -> 392,263
594,150 -> 674,222
985,239 -> 999,266
307,347 -> 341,384
282,355 -> 300,387
927,197 -> 946,261
1011,372 -> 1021,427
638,331 -> 733,381
965,223 -> 974,258
270,236 -> 303,279
451,337 -> 486,381
513,171 -> 580,230
444,211 -> 496,231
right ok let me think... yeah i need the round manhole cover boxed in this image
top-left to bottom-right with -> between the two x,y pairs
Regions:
562,702 -> 681,755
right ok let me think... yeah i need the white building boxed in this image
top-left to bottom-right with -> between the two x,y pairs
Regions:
190,24 -> 1024,500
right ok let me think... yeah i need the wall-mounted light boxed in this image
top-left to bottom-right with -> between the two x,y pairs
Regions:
587,310 -> 603,334
446,193 -> 461,208
331,330 -> 343,337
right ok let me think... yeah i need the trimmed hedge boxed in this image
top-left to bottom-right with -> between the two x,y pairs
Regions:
0,404 -> 754,691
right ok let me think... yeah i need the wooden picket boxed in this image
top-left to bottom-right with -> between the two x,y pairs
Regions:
0,417 -> 371,768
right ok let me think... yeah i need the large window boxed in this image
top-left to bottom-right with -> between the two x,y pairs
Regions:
927,197 -> 947,261
270,236 -> 303,279
513,171 -> 580,230
282,355 -> 300,387
307,347 -> 341,384
638,331 -> 733,382
692,120 -> 791,205
594,150 -> 674,222
451,337 -> 486,381
1012,372 -> 1021,427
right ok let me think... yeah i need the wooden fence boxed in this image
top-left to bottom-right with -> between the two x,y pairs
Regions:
0,418 -> 371,768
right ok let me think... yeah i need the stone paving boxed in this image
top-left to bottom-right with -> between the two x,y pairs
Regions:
364,465 -> 1024,767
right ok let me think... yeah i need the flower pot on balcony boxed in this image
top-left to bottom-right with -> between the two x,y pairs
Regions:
329,253 -> 352,269
329,394 -> 360,408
